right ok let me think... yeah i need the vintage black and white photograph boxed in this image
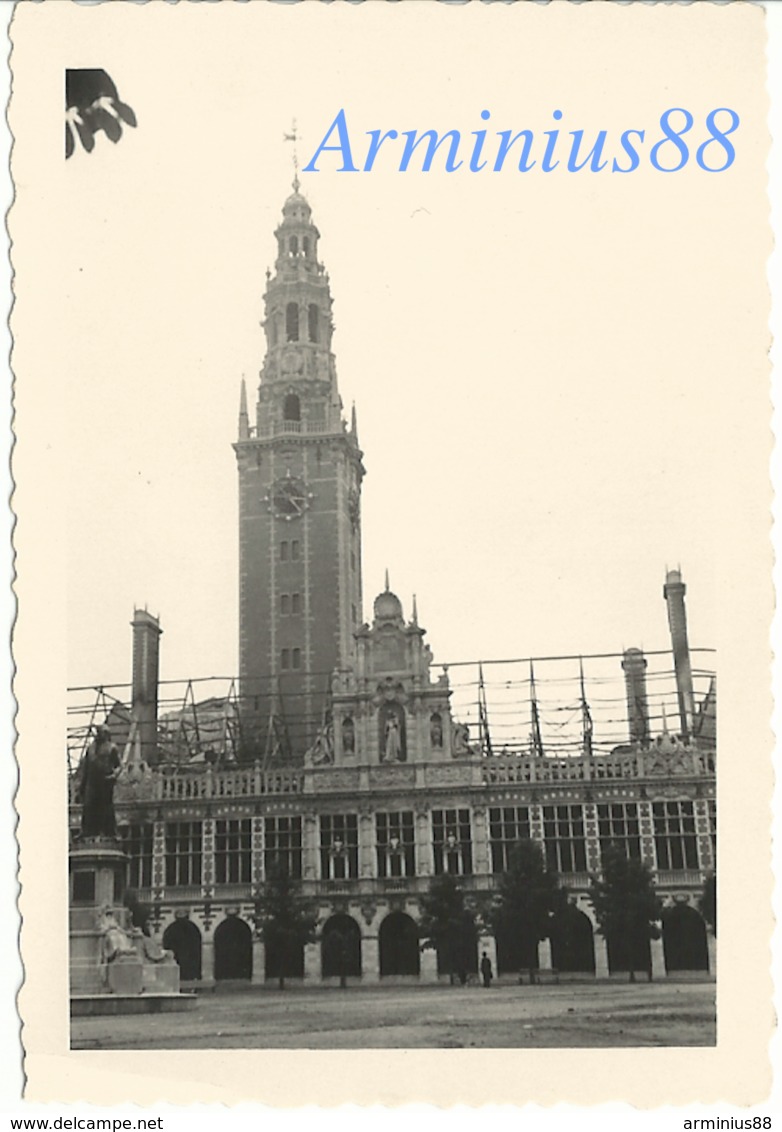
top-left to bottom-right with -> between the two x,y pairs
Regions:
10,0 -> 774,1108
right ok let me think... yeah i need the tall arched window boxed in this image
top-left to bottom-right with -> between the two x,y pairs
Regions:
283,394 -> 301,422
289,235 -> 298,255
308,304 -> 319,343
302,236 -> 310,256
286,303 -> 299,342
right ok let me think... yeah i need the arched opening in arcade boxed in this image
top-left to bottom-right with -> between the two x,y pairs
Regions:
162,917 -> 202,982
213,915 -> 253,981
379,911 -> 420,977
265,933 -> 305,982
607,931 -> 652,978
436,929 -> 478,981
495,926 -> 538,977
549,904 -> 596,975
321,914 -> 362,980
662,903 -> 709,973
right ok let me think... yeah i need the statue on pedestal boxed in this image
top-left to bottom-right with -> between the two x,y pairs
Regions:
76,725 -> 122,838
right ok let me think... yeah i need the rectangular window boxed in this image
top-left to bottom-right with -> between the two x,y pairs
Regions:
291,540 -> 300,561
281,649 -> 290,669
215,819 -> 251,885
280,593 -> 290,615
432,808 -> 473,875
280,541 -> 289,561
264,815 -> 303,879
120,822 -> 154,889
319,814 -> 359,880
292,648 -> 302,669
291,593 -> 301,615
164,821 -> 202,888
542,804 -> 587,874
597,802 -> 641,862
653,800 -> 698,870
488,806 -> 532,874
375,812 -> 415,878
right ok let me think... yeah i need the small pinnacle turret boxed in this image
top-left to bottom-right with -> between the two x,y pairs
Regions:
238,378 -> 249,441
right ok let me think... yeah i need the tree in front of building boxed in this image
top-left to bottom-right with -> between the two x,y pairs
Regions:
588,843 -> 663,982
254,861 -> 318,990
699,871 -> 716,936
418,874 -> 479,986
486,839 -> 560,985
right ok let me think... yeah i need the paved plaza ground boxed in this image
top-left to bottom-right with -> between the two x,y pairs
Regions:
71,980 -> 715,1049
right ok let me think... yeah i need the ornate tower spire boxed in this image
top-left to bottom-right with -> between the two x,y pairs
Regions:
234,182 -> 365,761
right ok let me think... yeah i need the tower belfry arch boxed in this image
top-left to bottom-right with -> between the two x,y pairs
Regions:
234,178 -> 365,761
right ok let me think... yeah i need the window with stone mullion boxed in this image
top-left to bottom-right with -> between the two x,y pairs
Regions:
121,822 -> 154,889
164,820 -> 202,888
652,800 -> 698,871
542,804 -> 587,874
320,813 -> 359,880
597,802 -> 641,863
215,818 -> 251,885
375,811 -> 415,878
264,815 -> 303,879
432,808 -> 473,876
488,805 -> 532,873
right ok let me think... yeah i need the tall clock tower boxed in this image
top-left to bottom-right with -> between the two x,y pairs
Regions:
234,184 -> 365,761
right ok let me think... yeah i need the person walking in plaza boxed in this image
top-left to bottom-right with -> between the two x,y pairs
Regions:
480,951 -> 493,988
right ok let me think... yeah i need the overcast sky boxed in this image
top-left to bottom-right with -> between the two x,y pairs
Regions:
44,4 -> 767,721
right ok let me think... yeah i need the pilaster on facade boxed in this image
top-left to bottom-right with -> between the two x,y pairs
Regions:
638,799 -> 657,870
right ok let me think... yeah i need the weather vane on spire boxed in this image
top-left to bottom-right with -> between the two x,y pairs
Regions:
283,119 -> 300,192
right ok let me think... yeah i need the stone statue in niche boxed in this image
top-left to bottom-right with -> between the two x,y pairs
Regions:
342,716 -> 355,754
430,713 -> 443,749
384,716 -> 402,763
75,725 -> 122,838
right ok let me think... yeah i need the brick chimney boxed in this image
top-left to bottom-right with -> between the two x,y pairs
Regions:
131,609 -> 162,766
663,568 -> 695,742
622,647 -> 649,747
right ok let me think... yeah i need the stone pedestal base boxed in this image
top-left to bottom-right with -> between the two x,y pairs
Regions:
69,838 -> 185,1003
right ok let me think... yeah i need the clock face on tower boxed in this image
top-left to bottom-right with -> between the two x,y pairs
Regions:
266,475 -> 312,520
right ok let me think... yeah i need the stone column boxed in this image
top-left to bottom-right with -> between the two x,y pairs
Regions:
251,816 -> 264,892
415,808 -> 432,878
359,810 -> 375,878
362,935 -> 380,983
202,817 -> 215,900
471,807 -> 489,876
707,932 -> 717,978
694,799 -> 715,872
478,935 -> 497,981
303,813 -> 319,882
420,946 -> 439,984
638,801 -> 657,871
251,939 -> 266,984
152,819 -> 166,901
594,934 -> 609,978
650,935 -> 666,980
582,802 -> 601,876
202,939 -> 215,982
539,938 -> 553,971
304,941 -> 321,983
